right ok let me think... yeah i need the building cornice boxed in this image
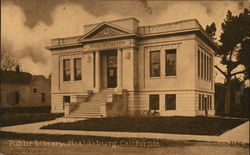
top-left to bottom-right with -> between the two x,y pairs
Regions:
46,18 -> 218,52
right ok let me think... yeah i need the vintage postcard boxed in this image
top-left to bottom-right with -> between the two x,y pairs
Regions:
1,0 -> 249,154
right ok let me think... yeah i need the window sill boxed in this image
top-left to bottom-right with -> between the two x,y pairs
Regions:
149,76 -> 161,79
63,80 -> 82,83
165,76 -> 177,78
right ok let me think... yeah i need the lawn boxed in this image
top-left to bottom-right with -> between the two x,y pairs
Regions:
0,113 -> 64,127
41,116 -> 247,135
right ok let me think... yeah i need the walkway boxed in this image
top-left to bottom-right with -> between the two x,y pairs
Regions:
1,118 -> 249,144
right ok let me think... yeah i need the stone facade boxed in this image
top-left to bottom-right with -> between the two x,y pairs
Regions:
47,18 -> 217,117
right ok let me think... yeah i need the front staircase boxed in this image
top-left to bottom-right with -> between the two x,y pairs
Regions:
67,89 -> 114,118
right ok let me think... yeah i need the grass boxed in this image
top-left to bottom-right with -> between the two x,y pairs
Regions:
41,116 -> 247,136
0,113 -> 64,127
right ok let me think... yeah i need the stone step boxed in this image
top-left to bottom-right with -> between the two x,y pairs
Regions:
75,107 -> 100,109
87,99 -> 106,102
72,110 -> 101,113
72,108 -> 100,111
70,110 -> 101,114
76,104 -> 100,107
76,107 -> 100,110
66,114 -> 102,118
70,113 -> 101,115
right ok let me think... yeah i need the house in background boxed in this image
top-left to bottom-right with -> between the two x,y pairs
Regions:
0,70 -> 51,113
47,18 -> 218,117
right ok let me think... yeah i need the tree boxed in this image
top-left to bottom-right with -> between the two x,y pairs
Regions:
1,45 -> 18,71
238,38 -> 250,79
205,22 -> 217,40
214,9 -> 250,114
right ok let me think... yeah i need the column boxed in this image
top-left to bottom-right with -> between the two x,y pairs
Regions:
95,51 -> 100,92
117,49 -> 122,89
160,48 -> 165,77
70,57 -> 74,81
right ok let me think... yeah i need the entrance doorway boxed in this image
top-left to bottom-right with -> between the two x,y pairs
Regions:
107,52 -> 117,88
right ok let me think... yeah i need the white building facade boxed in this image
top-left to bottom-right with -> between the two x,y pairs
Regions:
47,18 -> 217,117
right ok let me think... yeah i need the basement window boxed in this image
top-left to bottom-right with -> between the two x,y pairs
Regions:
32,88 -> 37,93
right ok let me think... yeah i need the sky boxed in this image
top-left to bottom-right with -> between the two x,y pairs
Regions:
1,0 -> 249,82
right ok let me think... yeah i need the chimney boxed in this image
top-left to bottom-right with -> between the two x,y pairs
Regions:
15,65 -> 20,72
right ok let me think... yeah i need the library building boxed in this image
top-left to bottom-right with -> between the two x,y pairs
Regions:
46,18 -> 217,117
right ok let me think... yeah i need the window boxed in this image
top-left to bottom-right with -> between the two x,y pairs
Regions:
202,95 -> 205,110
207,57 -> 209,80
199,94 -> 202,110
198,50 -> 200,77
166,49 -> 176,76
165,94 -> 176,110
209,57 -> 212,81
74,58 -> 82,80
149,95 -> 159,110
209,95 -> 212,110
63,96 -> 70,103
204,97 -> 208,110
204,54 -> 207,80
201,52 -> 203,79
63,59 -> 71,81
207,56 -> 209,80
199,94 -> 213,111
41,93 -> 45,102
32,88 -> 37,93
15,92 -> 20,104
150,51 -> 160,77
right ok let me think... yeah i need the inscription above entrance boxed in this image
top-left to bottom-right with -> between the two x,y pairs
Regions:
84,39 -> 132,51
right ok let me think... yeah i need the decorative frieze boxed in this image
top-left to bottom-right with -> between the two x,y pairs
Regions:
144,43 -> 181,52
89,26 -> 126,39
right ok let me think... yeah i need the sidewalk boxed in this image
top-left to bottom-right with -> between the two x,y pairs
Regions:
1,117 -> 249,144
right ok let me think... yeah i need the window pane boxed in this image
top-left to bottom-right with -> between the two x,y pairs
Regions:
151,52 -> 160,63
74,58 -> 82,80
63,96 -> 70,103
204,54 -> 207,79
209,57 -> 212,81
15,92 -> 20,104
165,94 -> 176,110
75,58 -> 81,69
64,60 -> 70,70
166,49 -> 176,76
209,95 -> 212,110
150,51 -> 160,77
207,56 -> 209,80
149,95 -> 159,110
63,59 -> 70,81
32,88 -> 37,93
202,95 -> 204,110
64,70 -> 71,81
198,50 -> 200,77
41,93 -> 45,102
108,55 -> 117,66
199,94 -> 201,111
201,53 -> 203,78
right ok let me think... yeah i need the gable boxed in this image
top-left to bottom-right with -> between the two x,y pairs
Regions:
86,25 -> 128,39
79,23 -> 132,41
